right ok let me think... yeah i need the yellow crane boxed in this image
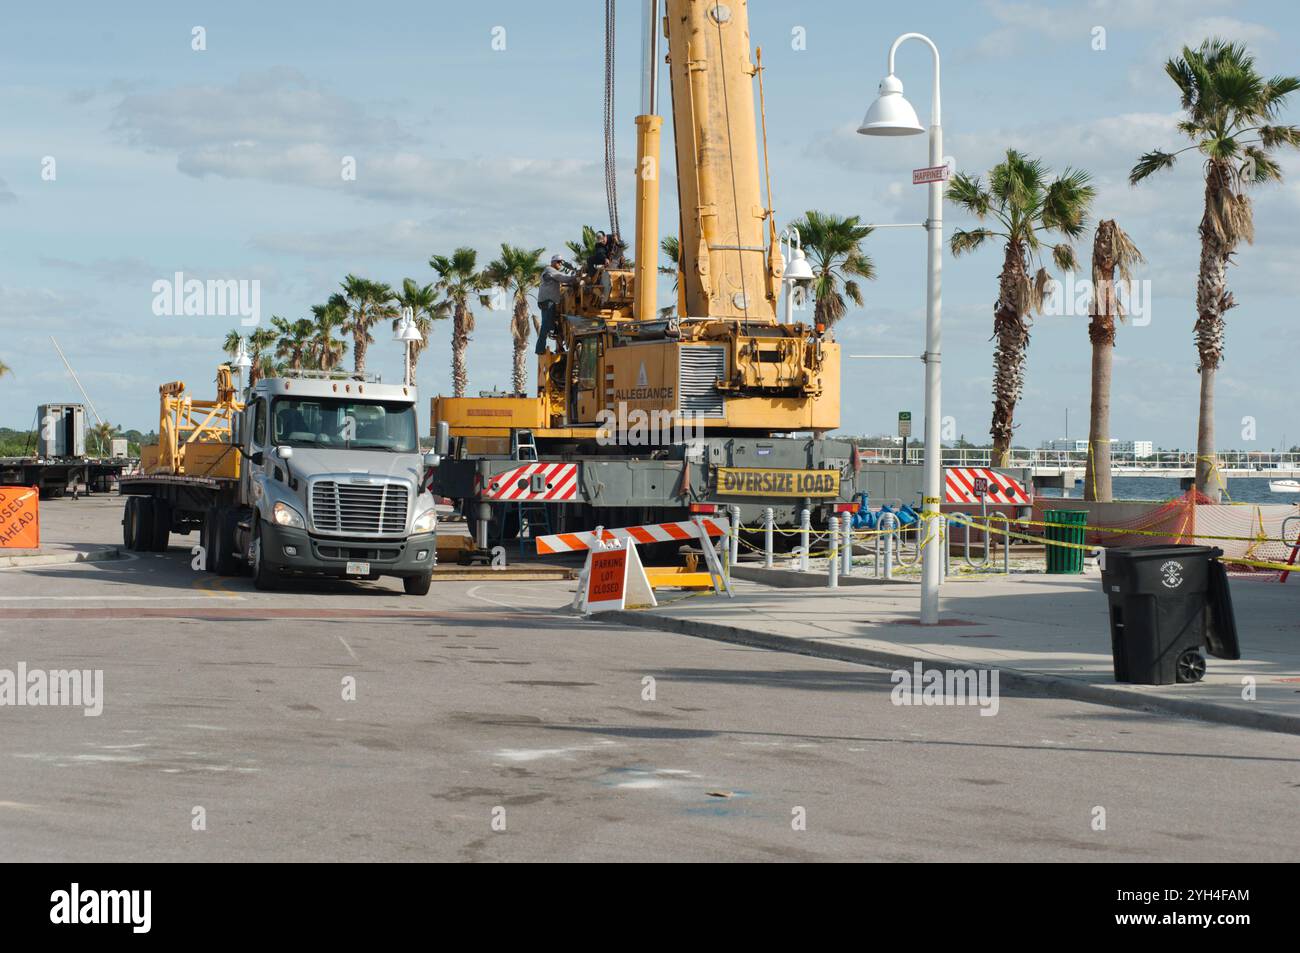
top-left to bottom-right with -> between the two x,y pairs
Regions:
430,0 -> 865,544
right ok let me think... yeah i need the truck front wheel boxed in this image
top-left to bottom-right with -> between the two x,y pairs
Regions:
250,519 -> 279,591
211,507 -> 243,576
403,572 -> 432,596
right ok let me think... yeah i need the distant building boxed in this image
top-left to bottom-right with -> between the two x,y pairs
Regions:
1114,440 -> 1154,457
1041,439 -> 1093,452
1039,437 -> 1152,457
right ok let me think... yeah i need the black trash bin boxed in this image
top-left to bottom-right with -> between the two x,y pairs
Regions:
1100,545 -> 1241,684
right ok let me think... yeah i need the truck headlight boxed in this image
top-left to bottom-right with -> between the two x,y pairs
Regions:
412,508 -> 436,533
272,501 -> 305,529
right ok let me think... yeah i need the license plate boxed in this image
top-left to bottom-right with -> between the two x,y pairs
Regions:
346,561 -> 370,577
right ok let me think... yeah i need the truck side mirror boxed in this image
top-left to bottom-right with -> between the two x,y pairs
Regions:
277,446 -> 294,460
250,450 -> 264,466
423,451 -> 442,469
435,420 -> 450,457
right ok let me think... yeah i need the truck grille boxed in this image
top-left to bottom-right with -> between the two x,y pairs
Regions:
310,481 -> 408,536
679,346 -> 726,418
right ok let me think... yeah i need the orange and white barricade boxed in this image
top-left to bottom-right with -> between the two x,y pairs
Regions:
534,516 -> 733,613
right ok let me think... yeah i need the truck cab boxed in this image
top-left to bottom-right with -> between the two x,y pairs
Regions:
237,375 -> 440,593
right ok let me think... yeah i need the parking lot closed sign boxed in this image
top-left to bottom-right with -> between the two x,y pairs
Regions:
586,548 -> 628,610
0,486 -> 39,549
716,468 -> 840,498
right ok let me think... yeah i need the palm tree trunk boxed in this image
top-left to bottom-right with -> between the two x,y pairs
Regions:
354,329 -> 368,377
1193,171 -> 1230,503
452,304 -> 468,398
990,244 -> 1028,468
1196,364 -> 1218,501
1084,335 -> 1113,502
511,301 -> 528,396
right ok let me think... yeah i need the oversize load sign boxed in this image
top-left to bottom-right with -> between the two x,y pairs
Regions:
0,486 -> 39,548
716,468 -> 841,498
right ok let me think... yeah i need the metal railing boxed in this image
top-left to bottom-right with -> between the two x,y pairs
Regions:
855,446 -> 1300,471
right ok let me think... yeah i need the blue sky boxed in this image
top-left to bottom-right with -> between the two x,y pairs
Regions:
1,0 -> 1297,449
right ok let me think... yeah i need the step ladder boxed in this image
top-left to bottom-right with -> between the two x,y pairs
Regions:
500,429 -> 546,556
512,430 -> 538,461
515,501 -> 552,558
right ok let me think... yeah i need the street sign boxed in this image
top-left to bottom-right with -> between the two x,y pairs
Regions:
973,477 -> 989,497
913,165 -> 950,185
898,412 -> 912,438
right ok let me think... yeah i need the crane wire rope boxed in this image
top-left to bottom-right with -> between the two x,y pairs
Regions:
603,0 -> 621,239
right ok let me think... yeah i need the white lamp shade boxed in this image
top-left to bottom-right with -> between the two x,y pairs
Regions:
857,74 -> 923,136
784,248 -> 814,282
397,320 -> 423,343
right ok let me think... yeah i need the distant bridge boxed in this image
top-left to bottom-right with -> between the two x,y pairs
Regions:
858,448 -> 1300,483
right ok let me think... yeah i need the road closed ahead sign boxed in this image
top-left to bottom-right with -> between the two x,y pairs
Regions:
0,486 -> 40,549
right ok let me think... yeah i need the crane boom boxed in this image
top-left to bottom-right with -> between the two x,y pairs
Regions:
663,0 -> 779,321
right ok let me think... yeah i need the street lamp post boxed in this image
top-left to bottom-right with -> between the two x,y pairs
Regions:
232,336 -> 252,395
858,32 -> 943,625
778,226 -> 814,324
395,306 -> 422,387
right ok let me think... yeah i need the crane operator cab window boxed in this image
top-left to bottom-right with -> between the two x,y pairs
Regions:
270,397 -> 418,452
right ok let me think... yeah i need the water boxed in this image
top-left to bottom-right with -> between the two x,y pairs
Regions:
1037,477 -> 1297,505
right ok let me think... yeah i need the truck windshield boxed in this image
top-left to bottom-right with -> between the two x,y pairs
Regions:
270,398 -> 417,452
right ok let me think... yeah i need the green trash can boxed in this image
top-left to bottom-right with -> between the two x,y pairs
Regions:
1045,509 -> 1088,574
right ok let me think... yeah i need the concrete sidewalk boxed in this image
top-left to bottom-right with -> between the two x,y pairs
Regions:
608,567 -> 1300,735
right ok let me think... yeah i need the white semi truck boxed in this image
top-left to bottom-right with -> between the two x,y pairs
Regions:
119,368 -> 441,594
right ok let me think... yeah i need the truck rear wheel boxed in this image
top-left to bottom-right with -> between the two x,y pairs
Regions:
148,499 -> 171,552
129,495 -> 155,552
403,572 -> 432,596
200,510 -> 218,572
122,497 -> 138,549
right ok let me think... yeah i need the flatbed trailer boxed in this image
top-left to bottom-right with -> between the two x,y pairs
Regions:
116,472 -> 241,560
0,456 -> 132,498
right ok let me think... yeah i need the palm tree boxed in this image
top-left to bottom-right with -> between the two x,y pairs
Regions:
1130,39 -> 1300,500
88,421 -> 118,455
392,277 -> 447,382
1083,220 -> 1145,503
310,294 -> 349,372
787,211 -> 876,329
947,151 -> 1095,466
430,248 -> 490,398
566,226 -> 602,268
271,315 -> 316,372
485,245 -> 546,396
659,236 -> 680,318
246,327 -> 278,384
222,328 -> 275,383
340,275 -> 396,378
